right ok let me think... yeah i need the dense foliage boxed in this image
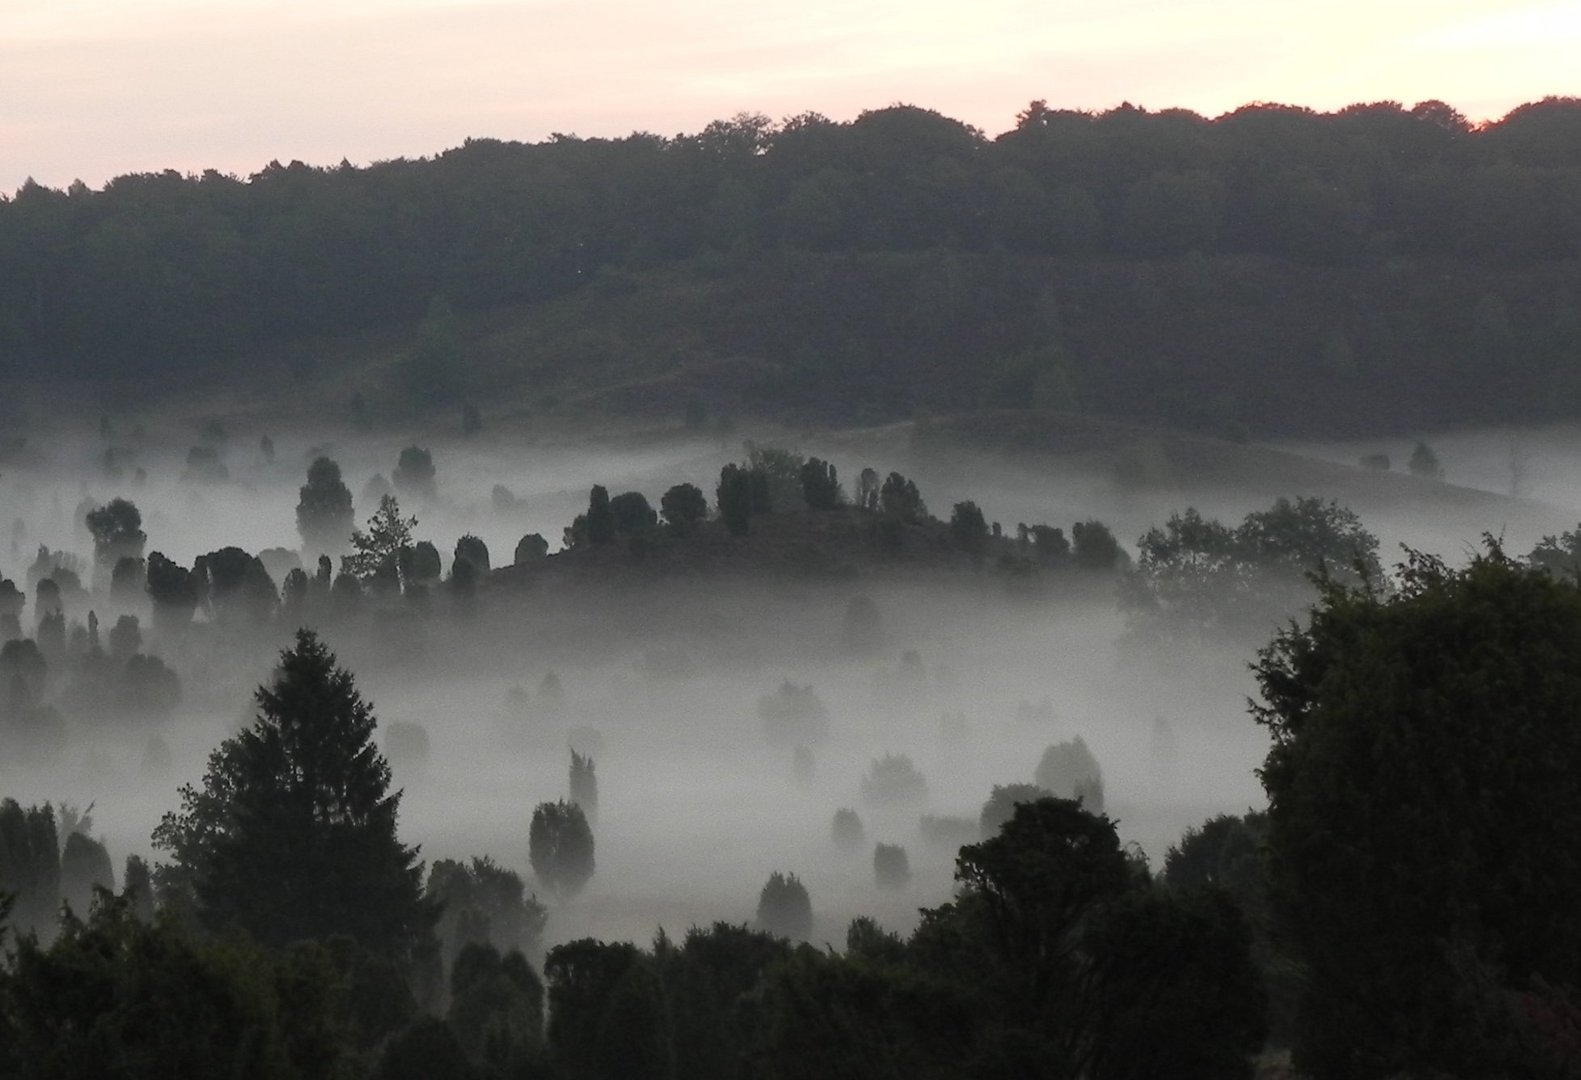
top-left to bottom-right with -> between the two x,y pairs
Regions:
151,630 -> 432,961
1125,496 -> 1382,643
1254,546 -> 1581,1077
4,98 -> 1580,433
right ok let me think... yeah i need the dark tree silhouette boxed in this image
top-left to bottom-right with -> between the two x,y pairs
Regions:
144,552 -> 198,633
949,500 -> 989,559
798,458 -> 843,510
344,495 -> 417,580
660,483 -> 708,534
297,456 -> 355,554
60,831 -> 114,918
84,498 -> 146,575
0,799 -> 60,939
1254,545 -> 1581,1076
715,465 -> 754,536
608,491 -> 657,536
585,486 -> 615,546
873,843 -> 911,890
755,871 -> 812,940
830,808 -> 864,850
569,750 -> 598,823
529,800 -> 595,898
979,782 -> 1053,839
1035,737 -> 1105,812
152,630 -> 432,961
513,533 -> 549,565
393,446 -> 438,502
453,534 -> 490,576
879,472 -> 926,523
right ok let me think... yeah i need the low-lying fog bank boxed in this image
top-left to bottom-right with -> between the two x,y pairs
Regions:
4,413 -> 1571,951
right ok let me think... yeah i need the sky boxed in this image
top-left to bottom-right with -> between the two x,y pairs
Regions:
3,0 -> 1578,194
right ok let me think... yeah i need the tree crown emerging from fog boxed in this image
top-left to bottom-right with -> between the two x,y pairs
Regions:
152,629 -> 431,960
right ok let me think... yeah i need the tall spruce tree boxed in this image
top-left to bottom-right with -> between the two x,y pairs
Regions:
152,630 -> 431,961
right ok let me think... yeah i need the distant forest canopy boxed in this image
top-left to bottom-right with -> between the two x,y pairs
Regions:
3,96 -> 1580,435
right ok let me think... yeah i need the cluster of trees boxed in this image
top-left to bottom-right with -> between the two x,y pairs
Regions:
517,797 -> 1265,1080
0,500 -> 182,761
555,446 -> 1133,589
0,625 -> 1266,1079
1123,495 -> 1382,644
7,541 -> 1581,1076
1248,545 -> 1581,1076
5,99 -> 1578,431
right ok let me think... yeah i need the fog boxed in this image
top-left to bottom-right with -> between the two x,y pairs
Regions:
3,412 -> 1572,953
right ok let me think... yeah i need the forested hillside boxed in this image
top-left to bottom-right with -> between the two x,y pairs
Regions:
3,97 -> 1579,435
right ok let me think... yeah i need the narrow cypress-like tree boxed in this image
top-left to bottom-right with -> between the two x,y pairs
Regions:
569,750 -> 598,824
586,486 -> 615,546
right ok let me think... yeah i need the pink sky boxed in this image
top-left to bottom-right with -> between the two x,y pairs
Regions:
4,0 -> 1578,193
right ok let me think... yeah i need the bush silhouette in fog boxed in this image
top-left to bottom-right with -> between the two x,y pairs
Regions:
583,484 -> 615,546
402,540 -> 442,588
370,1016 -> 474,1080
715,464 -> 755,536
659,482 -> 708,534
122,654 -> 181,717
1408,439 -> 1444,480
0,576 -> 24,636
855,467 -> 880,511
297,456 -> 355,554
1071,519 -> 1124,571
454,534 -> 490,576
799,457 -> 844,509
182,445 -> 228,483
792,744 -> 815,785
831,808 -> 865,850
950,500 -> 989,560
529,800 -> 595,899
980,783 -> 1053,839
122,854 -> 155,923
840,595 -> 885,658
1035,737 -> 1105,813
755,871 -> 812,940
447,941 -> 545,1065
60,831 -> 114,918
106,614 -> 140,661
569,749 -> 598,823
873,843 -> 911,890
513,533 -> 549,565
491,483 -> 519,513
609,491 -> 657,536
861,754 -> 928,806
85,498 -> 145,579
757,680 -> 831,747
1528,524 -> 1581,578
195,547 -> 277,624
0,799 -> 60,939
393,445 -> 437,502
879,471 -> 927,523
0,637 -> 48,708
427,857 -> 548,972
